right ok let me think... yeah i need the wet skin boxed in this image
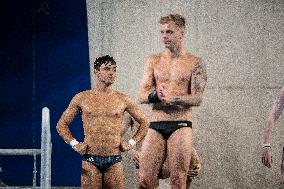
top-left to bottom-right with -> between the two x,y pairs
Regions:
56,62 -> 149,189
138,21 -> 207,189
123,114 -> 201,184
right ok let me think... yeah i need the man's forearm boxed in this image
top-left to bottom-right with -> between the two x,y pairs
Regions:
56,118 -> 75,144
263,118 -> 274,144
132,120 -> 149,143
139,90 -> 157,104
138,93 -> 150,104
174,94 -> 203,107
263,86 -> 284,145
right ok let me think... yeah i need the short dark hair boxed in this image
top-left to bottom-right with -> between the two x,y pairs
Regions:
159,14 -> 186,30
93,55 -> 116,70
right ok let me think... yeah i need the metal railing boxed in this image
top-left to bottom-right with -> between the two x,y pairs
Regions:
0,107 -> 52,189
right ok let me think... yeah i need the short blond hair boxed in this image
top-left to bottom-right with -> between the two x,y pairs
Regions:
159,14 -> 186,29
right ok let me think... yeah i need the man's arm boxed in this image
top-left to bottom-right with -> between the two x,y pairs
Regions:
138,56 -> 156,104
172,59 -> 207,106
262,86 -> 284,168
125,96 -> 149,143
56,94 -> 81,144
263,86 -> 284,145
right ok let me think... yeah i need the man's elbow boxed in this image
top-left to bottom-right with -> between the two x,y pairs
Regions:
196,98 -> 203,106
192,96 -> 203,106
56,120 -> 66,135
56,124 -> 62,134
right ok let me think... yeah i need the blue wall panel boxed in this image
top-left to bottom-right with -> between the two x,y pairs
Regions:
0,0 -> 90,186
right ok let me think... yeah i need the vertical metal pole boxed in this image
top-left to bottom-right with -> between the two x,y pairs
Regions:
33,154 -> 37,188
41,107 -> 51,189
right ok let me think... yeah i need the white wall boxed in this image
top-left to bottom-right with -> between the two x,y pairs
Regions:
86,0 -> 284,188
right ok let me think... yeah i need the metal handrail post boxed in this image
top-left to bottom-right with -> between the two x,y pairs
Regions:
40,107 -> 51,189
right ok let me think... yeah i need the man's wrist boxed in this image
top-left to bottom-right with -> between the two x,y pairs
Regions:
148,90 -> 161,103
128,139 -> 137,148
70,139 -> 79,148
262,143 -> 271,148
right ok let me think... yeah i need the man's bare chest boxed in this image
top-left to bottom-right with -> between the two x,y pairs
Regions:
153,61 -> 194,83
80,96 -> 126,117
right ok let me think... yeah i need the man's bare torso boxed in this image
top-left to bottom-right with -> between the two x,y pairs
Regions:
69,90 -> 128,156
150,51 -> 200,121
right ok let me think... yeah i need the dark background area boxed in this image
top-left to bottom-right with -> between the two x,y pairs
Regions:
0,0 -> 90,186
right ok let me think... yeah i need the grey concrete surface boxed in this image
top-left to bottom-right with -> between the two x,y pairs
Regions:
86,0 -> 284,188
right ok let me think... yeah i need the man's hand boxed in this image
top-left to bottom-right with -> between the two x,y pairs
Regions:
129,149 -> 140,168
157,84 -> 175,105
262,148 -> 272,168
157,84 -> 184,108
73,143 -> 87,155
188,169 -> 199,178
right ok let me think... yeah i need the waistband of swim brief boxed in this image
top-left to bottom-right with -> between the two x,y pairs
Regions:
83,154 -> 122,160
149,121 -> 192,128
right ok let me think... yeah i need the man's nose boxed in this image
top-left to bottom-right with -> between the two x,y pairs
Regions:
109,70 -> 115,75
161,33 -> 168,40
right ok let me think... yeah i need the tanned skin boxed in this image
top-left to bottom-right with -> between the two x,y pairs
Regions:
123,114 -> 201,189
56,60 -> 149,189
138,19 -> 207,189
262,85 -> 284,183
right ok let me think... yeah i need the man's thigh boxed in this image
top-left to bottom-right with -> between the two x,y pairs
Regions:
81,161 -> 102,189
103,162 -> 125,189
159,146 -> 200,179
167,127 -> 193,172
139,128 -> 167,178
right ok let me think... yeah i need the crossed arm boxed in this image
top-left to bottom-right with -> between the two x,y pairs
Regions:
172,59 -> 207,106
138,56 -> 207,106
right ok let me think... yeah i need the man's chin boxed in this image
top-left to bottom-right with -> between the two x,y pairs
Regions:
164,43 -> 173,49
106,81 -> 115,85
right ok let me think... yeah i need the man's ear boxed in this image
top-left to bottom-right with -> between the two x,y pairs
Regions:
180,30 -> 185,39
94,68 -> 99,74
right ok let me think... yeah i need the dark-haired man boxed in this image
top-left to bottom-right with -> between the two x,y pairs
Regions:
138,14 -> 207,188
56,55 -> 149,189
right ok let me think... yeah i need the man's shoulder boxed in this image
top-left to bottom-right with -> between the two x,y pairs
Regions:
113,91 -> 129,99
184,52 -> 202,62
72,89 -> 92,100
144,53 -> 163,69
113,91 -> 136,102
147,53 -> 162,62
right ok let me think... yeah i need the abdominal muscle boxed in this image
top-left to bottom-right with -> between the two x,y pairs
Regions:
82,118 -> 124,156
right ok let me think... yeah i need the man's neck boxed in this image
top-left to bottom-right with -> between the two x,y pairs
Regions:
165,46 -> 185,58
95,82 -> 112,94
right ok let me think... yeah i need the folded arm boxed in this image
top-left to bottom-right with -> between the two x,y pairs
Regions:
172,59 -> 207,106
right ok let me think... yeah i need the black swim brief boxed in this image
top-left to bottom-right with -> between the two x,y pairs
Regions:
149,121 -> 192,140
82,154 -> 122,173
